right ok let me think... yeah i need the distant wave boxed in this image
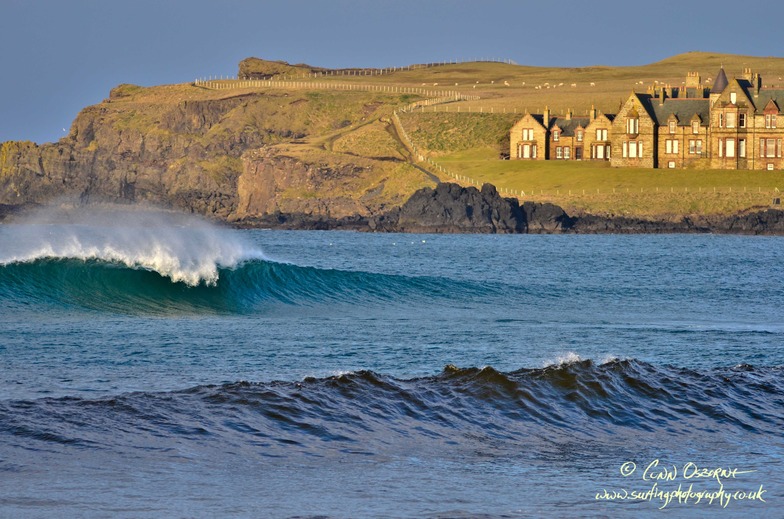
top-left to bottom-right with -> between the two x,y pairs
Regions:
3,359 -> 783,454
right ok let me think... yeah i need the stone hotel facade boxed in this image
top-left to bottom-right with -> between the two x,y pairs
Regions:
509,67 -> 784,170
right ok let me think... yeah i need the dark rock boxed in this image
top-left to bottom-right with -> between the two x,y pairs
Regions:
521,201 -> 574,233
395,183 -> 525,233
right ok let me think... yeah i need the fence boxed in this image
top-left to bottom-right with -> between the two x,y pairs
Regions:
201,58 -> 516,82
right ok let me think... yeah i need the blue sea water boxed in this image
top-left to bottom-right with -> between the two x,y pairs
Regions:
1,206 -> 783,518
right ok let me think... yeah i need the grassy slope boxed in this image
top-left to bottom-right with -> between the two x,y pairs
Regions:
30,52 -> 784,218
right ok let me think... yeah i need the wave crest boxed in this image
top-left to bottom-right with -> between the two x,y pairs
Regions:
0,204 -> 264,286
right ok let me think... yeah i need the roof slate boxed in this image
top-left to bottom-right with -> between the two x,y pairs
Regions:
549,116 -> 591,136
711,67 -> 729,94
648,98 -> 711,126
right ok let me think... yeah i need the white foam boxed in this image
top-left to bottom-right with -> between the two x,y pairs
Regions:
0,203 -> 266,286
546,352 -> 583,367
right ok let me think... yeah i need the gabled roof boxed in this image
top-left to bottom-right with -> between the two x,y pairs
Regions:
757,93 -> 784,114
711,67 -> 729,94
548,116 -> 591,137
631,93 -> 658,121
648,98 -> 711,127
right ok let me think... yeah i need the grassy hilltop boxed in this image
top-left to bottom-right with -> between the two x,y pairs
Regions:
3,52 -> 784,220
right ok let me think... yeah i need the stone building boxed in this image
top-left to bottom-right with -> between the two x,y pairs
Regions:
509,106 -> 614,162
510,67 -> 784,170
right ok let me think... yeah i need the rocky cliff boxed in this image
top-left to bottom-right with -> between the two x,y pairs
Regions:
0,77 -> 431,222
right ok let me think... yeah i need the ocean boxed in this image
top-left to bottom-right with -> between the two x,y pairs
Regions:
1,206 -> 782,518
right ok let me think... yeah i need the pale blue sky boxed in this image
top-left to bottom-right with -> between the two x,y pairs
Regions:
2,0 -> 782,144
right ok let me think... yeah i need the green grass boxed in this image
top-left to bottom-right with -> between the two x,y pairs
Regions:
434,147 -> 784,216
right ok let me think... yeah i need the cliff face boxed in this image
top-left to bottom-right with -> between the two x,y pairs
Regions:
0,89 -> 269,217
0,82 -> 426,221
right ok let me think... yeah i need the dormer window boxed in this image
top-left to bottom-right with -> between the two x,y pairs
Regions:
730,92 -> 737,104
766,114 -> 778,129
669,121 -> 676,134
577,129 -> 583,142
692,121 -> 700,134
553,130 -> 560,141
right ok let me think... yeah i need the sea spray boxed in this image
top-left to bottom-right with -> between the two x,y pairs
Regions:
0,203 -> 266,286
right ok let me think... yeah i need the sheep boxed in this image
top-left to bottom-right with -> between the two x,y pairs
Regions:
433,83 -> 438,86
590,82 -> 595,86
558,82 -> 563,86
504,81 -> 510,86
570,83 -> 576,88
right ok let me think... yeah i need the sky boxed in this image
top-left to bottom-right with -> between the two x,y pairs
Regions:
1,0 -> 783,144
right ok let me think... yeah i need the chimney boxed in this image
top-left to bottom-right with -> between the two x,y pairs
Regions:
566,108 -> 572,121
659,86 -> 666,106
589,104 -> 596,121
753,73 -> 762,97
543,106 -> 550,127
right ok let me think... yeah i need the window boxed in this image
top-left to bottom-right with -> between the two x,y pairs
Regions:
766,114 -> 777,129
696,140 -> 703,154
556,146 -> 563,159
522,128 -> 534,140
606,145 -> 611,159
626,118 -> 639,135
532,144 -> 537,158
595,144 -> 605,159
764,138 -> 779,158
739,113 -> 746,128
730,92 -> 737,104
739,139 -> 746,158
577,130 -> 583,142
726,112 -> 736,128
564,147 -> 571,159
689,140 -> 703,155
719,113 -> 724,128
628,141 -> 638,158
726,138 -> 735,158
668,161 -> 676,168
665,139 -> 679,154
669,121 -> 676,134
553,130 -> 560,142
596,128 -> 607,141
692,121 -> 700,134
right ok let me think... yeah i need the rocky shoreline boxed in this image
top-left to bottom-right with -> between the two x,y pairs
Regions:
3,183 -> 784,235
230,182 -> 784,235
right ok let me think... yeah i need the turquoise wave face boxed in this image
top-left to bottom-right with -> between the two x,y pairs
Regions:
0,257 -> 486,315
